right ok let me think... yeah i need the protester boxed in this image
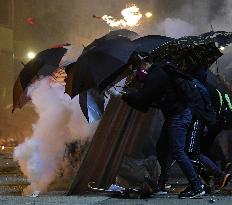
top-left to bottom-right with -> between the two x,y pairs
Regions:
108,52 -> 205,199
155,81 -> 232,194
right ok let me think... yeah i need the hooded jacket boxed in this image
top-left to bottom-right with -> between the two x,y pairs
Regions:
122,63 -> 187,116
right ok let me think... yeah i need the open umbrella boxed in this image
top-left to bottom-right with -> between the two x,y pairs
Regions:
65,30 -> 232,102
83,29 -> 138,54
65,37 -> 138,98
132,31 -> 232,74
179,31 -> 232,47
13,44 -> 74,111
152,41 -> 223,73
133,35 -> 173,53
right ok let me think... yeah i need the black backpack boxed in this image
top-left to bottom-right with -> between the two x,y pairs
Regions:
162,62 -> 216,125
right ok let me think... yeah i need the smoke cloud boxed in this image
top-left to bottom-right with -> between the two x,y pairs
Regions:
156,18 -> 197,38
155,0 -> 231,34
13,77 -> 98,195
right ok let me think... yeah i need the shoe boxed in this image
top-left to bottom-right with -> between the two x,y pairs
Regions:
178,185 -> 205,199
153,186 -> 167,195
215,173 -> 231,190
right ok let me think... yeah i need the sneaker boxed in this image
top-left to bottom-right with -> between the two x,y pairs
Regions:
179,186 -> 205,199
215,173 -> 231,190
154,186 -> 167,195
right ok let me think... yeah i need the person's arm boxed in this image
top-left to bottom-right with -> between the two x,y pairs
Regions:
122,66 -> 168,112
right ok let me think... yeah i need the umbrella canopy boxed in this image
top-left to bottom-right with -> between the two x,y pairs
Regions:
13,44 -> 72,111
152,41 -> 223,73
179,31 -> 232,47
133,35 -> 173,53
83,29 -> 138,54
65,37 -> 138,98
65,30 -> 232,101
132,31 -> 232,74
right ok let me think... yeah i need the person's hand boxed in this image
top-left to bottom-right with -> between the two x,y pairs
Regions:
106,88 -> 122,97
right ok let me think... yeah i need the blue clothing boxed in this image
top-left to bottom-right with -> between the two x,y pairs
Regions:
186,118 -> 222,177
157,108 -> 203,190
122,63 -> 203,190
157,116 -> 222,189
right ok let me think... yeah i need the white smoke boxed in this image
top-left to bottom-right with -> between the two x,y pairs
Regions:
211,0 -> 232,31
13,77 -> 98,195
156,17 -> 198,38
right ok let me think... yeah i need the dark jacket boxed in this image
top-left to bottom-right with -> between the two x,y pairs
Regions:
122,63 -> 187,116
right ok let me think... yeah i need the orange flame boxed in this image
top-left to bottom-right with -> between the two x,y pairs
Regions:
102,5 -> 142,28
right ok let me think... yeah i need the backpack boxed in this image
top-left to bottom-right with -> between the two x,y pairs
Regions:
162,62 -> 216,125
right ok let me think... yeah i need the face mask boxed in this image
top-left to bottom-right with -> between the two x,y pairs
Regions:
136,69 -> 148,82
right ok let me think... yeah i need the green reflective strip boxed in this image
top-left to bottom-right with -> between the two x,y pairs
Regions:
224,94 -> 232,111
216,89 -> 223,114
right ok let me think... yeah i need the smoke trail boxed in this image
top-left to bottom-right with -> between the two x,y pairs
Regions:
13,77 -> 98,195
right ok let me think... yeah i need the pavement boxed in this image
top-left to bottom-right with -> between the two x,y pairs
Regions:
0,193 -> 232,205
0,146 -> 232,205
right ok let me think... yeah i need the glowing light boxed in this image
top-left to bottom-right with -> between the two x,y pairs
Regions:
145,12 -> 152,18
219,46 -> 225,51
102,5 -> 142,28
1,146 -> 4,150
27,51 -> 36,59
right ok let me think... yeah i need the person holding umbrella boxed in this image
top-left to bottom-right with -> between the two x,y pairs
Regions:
108,52 -> 206,199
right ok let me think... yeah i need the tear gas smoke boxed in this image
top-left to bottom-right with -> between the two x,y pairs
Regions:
13,77 -> 98,195
154,0 -> 232,82
156,18 -> 197,38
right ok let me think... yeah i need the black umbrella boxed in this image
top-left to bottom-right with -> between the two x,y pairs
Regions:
83,29 -> 138,54
178,31 -> 232,47
133,35 -> 173,53
152,41 -> 223,73
13,44 -> 71,111
132,31 -> 232,74
65,37 -> 138,98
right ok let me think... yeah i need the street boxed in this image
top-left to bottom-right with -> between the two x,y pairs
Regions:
0,193 -> 232,205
